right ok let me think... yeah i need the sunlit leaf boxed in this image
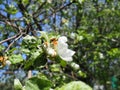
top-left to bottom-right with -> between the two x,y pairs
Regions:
9,54 -> 23,64
14,78 -> 23,90
55,81 -> 92,90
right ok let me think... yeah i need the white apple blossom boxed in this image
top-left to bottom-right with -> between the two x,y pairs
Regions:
44,36 -> 75,61
57,36 -> 75,61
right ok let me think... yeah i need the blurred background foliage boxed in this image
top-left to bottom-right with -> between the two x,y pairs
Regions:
0,0 -> 120,90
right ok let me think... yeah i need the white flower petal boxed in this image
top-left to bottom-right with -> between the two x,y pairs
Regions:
58,36 -> 67,43
60,56 -> 73,61
57,36 -> 75,61
65,49 -> 75,57
58,48 -> 68,57
58,41 -> 68,49
59,49 -> 75,58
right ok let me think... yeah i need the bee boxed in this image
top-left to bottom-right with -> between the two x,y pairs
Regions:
50,38 -> 58,47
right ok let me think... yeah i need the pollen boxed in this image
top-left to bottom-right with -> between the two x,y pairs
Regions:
0,56 -> 7,66
44,42 -> 49,47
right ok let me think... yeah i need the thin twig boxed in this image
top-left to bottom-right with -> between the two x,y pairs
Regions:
33,2 -> 46,17
0,13 -> 23,32
39,2 -> 74,22
0,33 -> 20,44
4,34 -> 23,52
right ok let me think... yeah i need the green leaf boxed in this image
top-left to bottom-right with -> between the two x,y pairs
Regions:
60,60 -> 67,67
0,0 -> 3,4
78,70 -> 87,78
22,0 -> 29,5
23,35 -> 37,44
78,0 -> 85,4
0,45 -> 5,51
5,4 -> 18,14
14,78 -> 23,90
39,31 -> 49,42
50,64 -> 61,72
21,48 -> 30,54
9,54 -> 23,64
24,52 -> 47,70
55,81 -> 92,90
24,73 -> 52,90
24,51 -> 41,70
33,52 -> 47,67
24,60 -> 34,70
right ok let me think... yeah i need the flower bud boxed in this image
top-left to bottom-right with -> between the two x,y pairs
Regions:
6,60 -> 11,66
70,32 -> 75,39
71,62 -> 80,70
47,48 -> 56,57
99,52 -> 104,59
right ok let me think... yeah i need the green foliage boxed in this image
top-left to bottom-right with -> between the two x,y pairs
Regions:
14,74 -> 92,90
55,81 -> 92,90
24,74 -> 52,90
9,54 -> 23,64
5,4 -> 18,14
0,0 -> 3,4
14,73 -> 52,90
50,64 -> 61,72
0,45 -> 5,51
14,79 -> 23,90
22,0 -> 29,5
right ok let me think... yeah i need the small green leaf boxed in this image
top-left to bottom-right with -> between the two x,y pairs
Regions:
60,60 -> 67,67
5,4 -> 18,14
50,64 -> 61,72
21,49 -> 30,54
14,78 -> 23,90
9,54 -> 23,64
39,31 -> 49,42
78,0 -> 84,4
0,45 -> 5,51
22,0 -> 29,5
78,70 -> 87,78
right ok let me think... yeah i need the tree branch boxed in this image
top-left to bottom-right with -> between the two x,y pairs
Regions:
33,2 -> 46,17
4,33 -> 23,52
0,13 -> 23,32
39,1 -> 74,22
0,33 -> 20,44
